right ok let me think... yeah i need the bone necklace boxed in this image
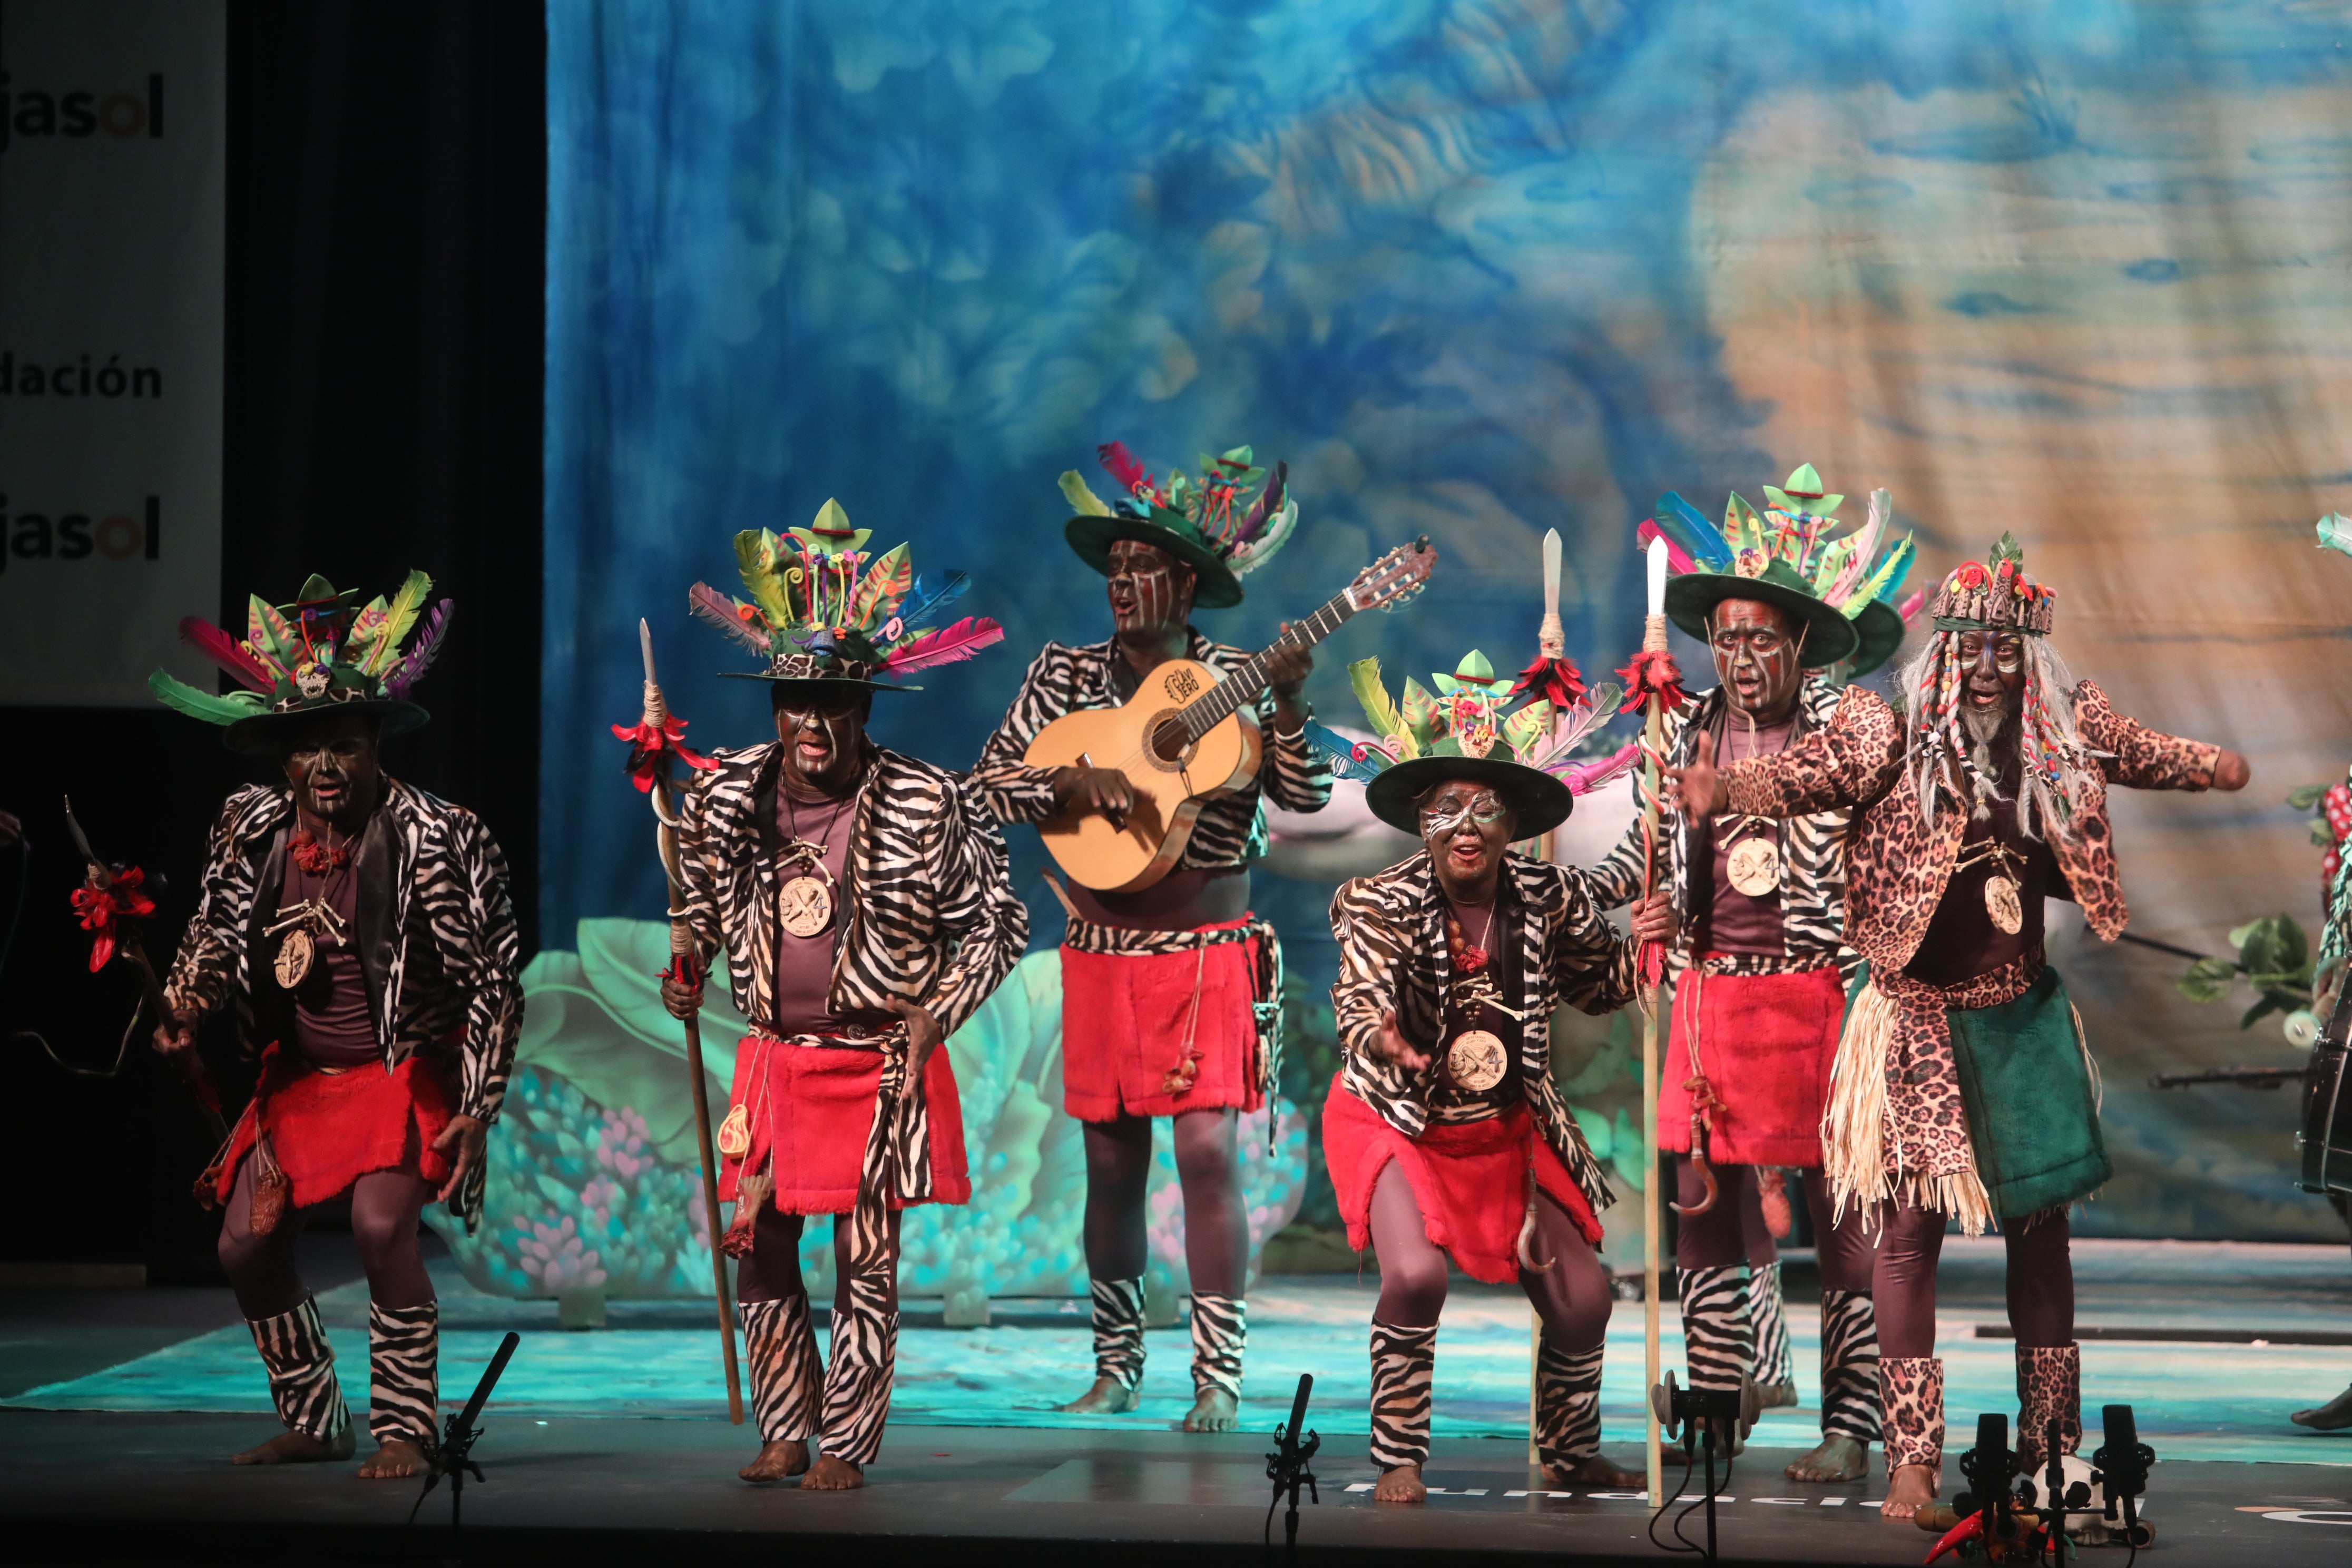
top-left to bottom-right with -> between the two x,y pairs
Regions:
269,826 -> 352,988
777,787 -> 855,939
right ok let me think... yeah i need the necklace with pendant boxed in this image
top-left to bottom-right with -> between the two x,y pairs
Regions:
777,788 -> 855,939
1953,835 -> 2027,936
1443,903 -> 1515,1092
1718,712 -> 1790,897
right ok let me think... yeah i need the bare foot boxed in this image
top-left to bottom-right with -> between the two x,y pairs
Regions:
1880,1463 -> 1938,1520
740,1438 -> 810,1482
1786,1434 -> 1868,1483
1183,1388 -> 1238,1433
800,1454 -> 864,1491
230,1427 -> 356,1466
1057,1375 -> 1139,1415
357,1438 -> 429,1479
2292,1384 -> 2352,1430
1374,1462 -> 1427,1503
1542,1454 -> 1644,1490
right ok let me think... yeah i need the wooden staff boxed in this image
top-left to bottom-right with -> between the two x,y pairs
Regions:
1529,527 -> 1566,1464
1635,536 -> 1670,1502
636,619 -> 744,1425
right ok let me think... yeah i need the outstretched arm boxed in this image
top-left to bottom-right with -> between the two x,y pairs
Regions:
2074,679 -> 2243,792
1667,687 -> 1905,821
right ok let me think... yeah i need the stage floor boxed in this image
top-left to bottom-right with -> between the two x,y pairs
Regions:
0,1236 -> 2345,1561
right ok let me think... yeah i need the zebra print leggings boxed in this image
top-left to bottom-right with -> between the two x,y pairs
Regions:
733,1199 -> 903,1315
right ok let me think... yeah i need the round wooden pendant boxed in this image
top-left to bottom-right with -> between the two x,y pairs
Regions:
274,927 -> 314,989
1727,837 -> 1780,898
1985,875 -> 2024,936
779,875 -> 834,938
716,1102 -> 752,1159
1445,1028 -> 1508,1092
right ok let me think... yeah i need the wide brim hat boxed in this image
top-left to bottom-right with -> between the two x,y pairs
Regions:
1846,597 -> 1907,677
718,653 -> 920,695
1362,746 -> 1574,840
1064,509 -> 1245,609
1664,558 -> 1859,669
223,695 -> 428,757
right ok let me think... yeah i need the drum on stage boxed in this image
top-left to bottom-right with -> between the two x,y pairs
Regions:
2300,985 -> 2352,1198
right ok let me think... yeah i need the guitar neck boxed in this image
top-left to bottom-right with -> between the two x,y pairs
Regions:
1179,586 -> 1360,740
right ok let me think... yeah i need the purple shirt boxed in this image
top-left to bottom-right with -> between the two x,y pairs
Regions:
1694,711 -> 1797,956
282,848 -> 378,1069
770,780 -> 866,1037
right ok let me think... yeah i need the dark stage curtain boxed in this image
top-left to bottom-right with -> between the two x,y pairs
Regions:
0,1 -> 544,1273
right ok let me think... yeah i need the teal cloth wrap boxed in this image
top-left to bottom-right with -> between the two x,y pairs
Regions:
1945,966 -> 2109,1219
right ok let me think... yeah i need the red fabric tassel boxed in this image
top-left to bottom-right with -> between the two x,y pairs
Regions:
1615,648 -> 1687,715
611,713 -> 715,792
1506,654 -> 1586,709
71,868 -> 155,973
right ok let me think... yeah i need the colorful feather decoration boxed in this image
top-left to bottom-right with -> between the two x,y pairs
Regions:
1553,739 -> 1642,795
247,594 -> 299,670
1228,494 -> 1297,577
1096,440 -> 1158,503
1839,534 -> 1915,614
1400,678 -> 1442,749
1302,719 -> 1395,783
1824,489 -> 1890,604
1635,520 -> 1698,577
1234,459 -> 1287,542
1060,471 -> 1112,517
149,670 -> 268,725
1347,658 -> 1416,761
380,600 -> 453,701
359,571 -> 434,674
877,614 -> 1005,674
734,530 -> 799,630
2319,512 -> 2352,560
896,570 -> 969,629
846,543 -> 912,631
1651,492 -> 1736,572
1527,684 -> 1624,773
178,617 -> 277,692
689,582 -> 773,655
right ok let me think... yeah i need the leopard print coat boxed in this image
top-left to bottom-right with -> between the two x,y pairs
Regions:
1722,679 -> 2220,973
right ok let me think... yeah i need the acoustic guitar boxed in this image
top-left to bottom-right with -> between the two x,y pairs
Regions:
1024,537 -> 1437,891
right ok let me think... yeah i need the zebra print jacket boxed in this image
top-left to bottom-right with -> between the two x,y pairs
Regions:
675,741 -> 1027,1043
1330,850 -> 1633,1218
973,631 -> 1333,868
1584,677 -> 1856,978
161,780 -> 524,1224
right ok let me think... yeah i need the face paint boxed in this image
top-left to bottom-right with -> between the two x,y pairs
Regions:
1957,630 -> 2025,717
775,697 -> 868,795
1418,780 -> 1516,897
1708,598 -> 1804,719
280,714 -> 384,829
1106,540 -> 1193,636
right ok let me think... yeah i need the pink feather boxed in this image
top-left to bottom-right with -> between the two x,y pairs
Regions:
689,582 -> 773,654
381,600 -> 453,701
879,615 -> 1005,673
1896,589 -> 1925,626
1554,739 -> 1641,796
178,616 -> 277,692
1096,440 -> 1157,501
1636,520 -> 1699,576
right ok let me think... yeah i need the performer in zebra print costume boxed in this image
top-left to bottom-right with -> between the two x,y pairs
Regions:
150,572 -> 521,1479
1665,537 -> 2247,1519
1587,472 -> 1900,1481
975,446 -> 1328,1433
1318,649 -> 1672,1503
667,513 -> 1026,1489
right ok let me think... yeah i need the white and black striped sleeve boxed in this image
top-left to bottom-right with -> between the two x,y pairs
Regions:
921,776 -> 1030,1037
971,643 -> 1075,825
1546,868 -> 1641,1016
672,762 -> 727,972
438,808 -> 524,1123
161,785 -> 278,1018
1256,687 -> 1334,813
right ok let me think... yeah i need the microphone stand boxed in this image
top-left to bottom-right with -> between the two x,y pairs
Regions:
409,1330 -> 522,1531
1263,1373 -> 1320,1550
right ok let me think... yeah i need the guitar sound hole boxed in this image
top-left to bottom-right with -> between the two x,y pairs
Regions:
1148,712 -> 1192,765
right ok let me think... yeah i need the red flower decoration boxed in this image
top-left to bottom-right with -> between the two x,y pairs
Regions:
1454,944 -> 1489,976
1507,654 -> 1587,710
1614,648 -> 1687,715
71,867 -> 156,973
611,713 -> 716,792
1955,562 -> 1990,589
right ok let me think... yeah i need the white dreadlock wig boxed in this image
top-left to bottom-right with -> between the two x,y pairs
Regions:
1898,538 -> 2100,842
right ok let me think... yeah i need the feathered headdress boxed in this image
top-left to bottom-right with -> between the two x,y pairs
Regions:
1059,441 -> 1299,609
149,572 -> 450,754
689,498 -> 1003,691
1305,649 -> 1631,838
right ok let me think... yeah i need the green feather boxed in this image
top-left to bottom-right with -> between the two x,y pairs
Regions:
734,530 -> 798,630
1347,658 -> 1417,760
1502,701 -> 1552,760
1060,471 -> 1112,517
1401,679 -> 1442,748
247,595 -> 297,667
1840,534 -> 1915,613
344,595 -> 393,665
149,670 -> 267,726
363,571 -> 434,674
846,543 -> 912,631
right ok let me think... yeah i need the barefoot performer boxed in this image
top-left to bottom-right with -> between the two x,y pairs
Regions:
1586,468 -> 1914,1483
664,505 -> 1027,1489
1318,646 -> 1671,1502
974,445 -> 1328,1432
1664,534 -> 2249,1519
149,573 -> 521,1479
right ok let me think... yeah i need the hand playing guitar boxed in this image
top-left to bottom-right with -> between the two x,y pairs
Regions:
1053,766 -> 1134,819
1267,621 -> 1314,727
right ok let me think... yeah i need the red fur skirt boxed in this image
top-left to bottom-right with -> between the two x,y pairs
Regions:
212,1043 -> 455,1208
1060,926 -> 1263,1122
1322,1073 -> 1600,1286
717,1035 -> 969,1216
1661,960 -> 1846,1167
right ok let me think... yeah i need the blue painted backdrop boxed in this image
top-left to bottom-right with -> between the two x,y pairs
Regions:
546,1 -> 2352,1241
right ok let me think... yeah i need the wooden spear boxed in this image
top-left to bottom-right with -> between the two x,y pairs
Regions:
1529,527 -> 1567,1464
635,619 -> 744,1425
1635,534 -> 1671,1501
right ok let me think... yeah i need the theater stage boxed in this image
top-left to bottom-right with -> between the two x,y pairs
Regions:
1,1236 -> 2345,1563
